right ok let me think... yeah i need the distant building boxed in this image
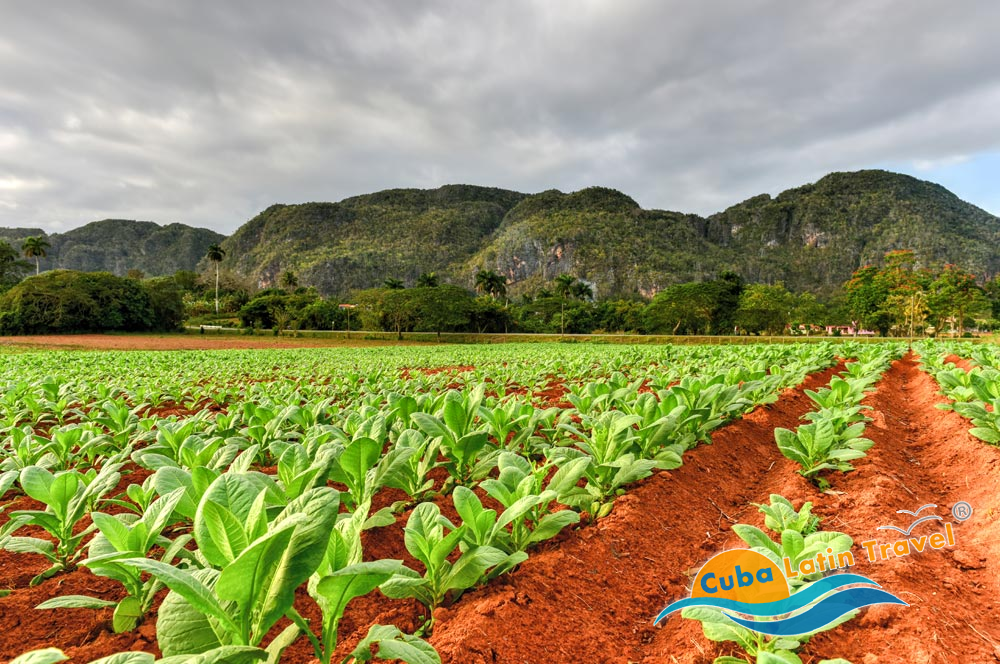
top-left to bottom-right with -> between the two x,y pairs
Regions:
824,324 -> 875,336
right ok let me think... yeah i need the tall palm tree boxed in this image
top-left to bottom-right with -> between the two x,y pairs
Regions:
205,244 -> 225,314
554,273 -> 575,298
383,277 -> 405,290
474,269 -> 491,296
554,273 -> 576,335
22,236 -> 51,275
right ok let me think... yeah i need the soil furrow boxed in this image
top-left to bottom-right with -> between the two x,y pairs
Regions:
793,354 -> 1000,664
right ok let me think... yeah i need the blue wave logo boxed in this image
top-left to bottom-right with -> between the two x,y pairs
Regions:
654,572 -> 907,636
654,548 -> 907,637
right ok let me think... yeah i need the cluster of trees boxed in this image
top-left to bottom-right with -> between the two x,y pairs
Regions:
215,255 -> 1000,338
845,250 -> 992,336
0,236 -> 50,291
231,269 -> 831,337
0,270 -> 184,334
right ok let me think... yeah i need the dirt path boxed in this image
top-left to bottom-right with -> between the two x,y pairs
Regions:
424,364 -> 845,663
0,333 -> 425,351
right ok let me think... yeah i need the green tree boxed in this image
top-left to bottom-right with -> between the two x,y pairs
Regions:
571,280 -> 594,300
554,273 -> 577,335
844,266 -> 891,335
142,277 -> 185,331
173,269 -> 199,292
735,283 -> 796,335
594,298 -> 645,333
470,296 -> 512,333
475,269 -> 508,299
0,240 -> 31,292
280,270 -> 299,289
416,272 -> 440,288
711,272 -> 744,334
205,243 -> 226,314
928,264 -> 986,335
791,292 -> 829,332
382,289 -> 418,339
0,270 -> 159,334
383,277 -> 405,290
21,236 -> 51,275
411,285 -> 474,338
643,282 -> 721,334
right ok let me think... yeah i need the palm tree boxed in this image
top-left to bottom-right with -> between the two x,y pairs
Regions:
416,272 -> 439,288
474,269 -> 491,295
571,280 -> 593,300
205,244 -> 225,314
280,270 -> 298,290
475,269 -> 508,300
22,236 -> 51,275
554,273 -> 576,335
383,277 -> 405,290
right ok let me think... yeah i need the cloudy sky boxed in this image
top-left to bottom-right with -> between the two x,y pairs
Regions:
1,1 -> 998,234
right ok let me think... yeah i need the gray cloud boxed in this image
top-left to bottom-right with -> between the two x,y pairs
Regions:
1,0 -> 998,233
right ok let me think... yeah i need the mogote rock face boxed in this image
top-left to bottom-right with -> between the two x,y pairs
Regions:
190,169 -> 1000,298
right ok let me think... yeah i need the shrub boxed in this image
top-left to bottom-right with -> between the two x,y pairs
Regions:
0,270 -> 180,334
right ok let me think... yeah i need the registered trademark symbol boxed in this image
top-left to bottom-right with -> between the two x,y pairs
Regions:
951,501 -> 972,522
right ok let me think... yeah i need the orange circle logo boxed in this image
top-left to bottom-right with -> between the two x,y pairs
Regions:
691,549 -> 789,604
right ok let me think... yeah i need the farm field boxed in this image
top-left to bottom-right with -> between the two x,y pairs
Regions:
1,341 -> 999,664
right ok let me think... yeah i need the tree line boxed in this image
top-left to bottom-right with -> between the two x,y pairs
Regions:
1,236 -> 996,337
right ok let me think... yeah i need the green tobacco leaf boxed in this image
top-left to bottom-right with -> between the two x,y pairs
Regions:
314,559 -> 407,639
969,427 -> 1000,444
780,529 -> 805,562
732,525 -> 780,557
681,607 -> 752,646
351,624 -> 441,664
154,568 -> 227,657
36,595 -> 117,610
120,558 -> 237,636
528,510 -> 580,545
757,650 -> 802,664
86,654 -> 154,664
158,646 -> 268,664
9,649 -> 69,664
218,487 -> 339,643
112,595 -> 143,633
196,499 -> 250,567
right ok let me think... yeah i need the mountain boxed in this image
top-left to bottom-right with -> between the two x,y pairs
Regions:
215,170 -> 1000,298
220,185 -> 525,294
705,170 -> 1000,292
0,220 -> 225,276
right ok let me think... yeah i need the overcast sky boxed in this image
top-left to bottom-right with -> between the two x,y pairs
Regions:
1,1 -> 998,234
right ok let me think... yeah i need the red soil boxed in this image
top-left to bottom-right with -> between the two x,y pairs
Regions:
944,354 -> 976,373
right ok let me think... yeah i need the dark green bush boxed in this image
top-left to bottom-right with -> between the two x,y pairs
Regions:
0,270 -> 182,334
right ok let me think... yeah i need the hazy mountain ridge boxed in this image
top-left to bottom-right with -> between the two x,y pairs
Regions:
0,219 -> 225,276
